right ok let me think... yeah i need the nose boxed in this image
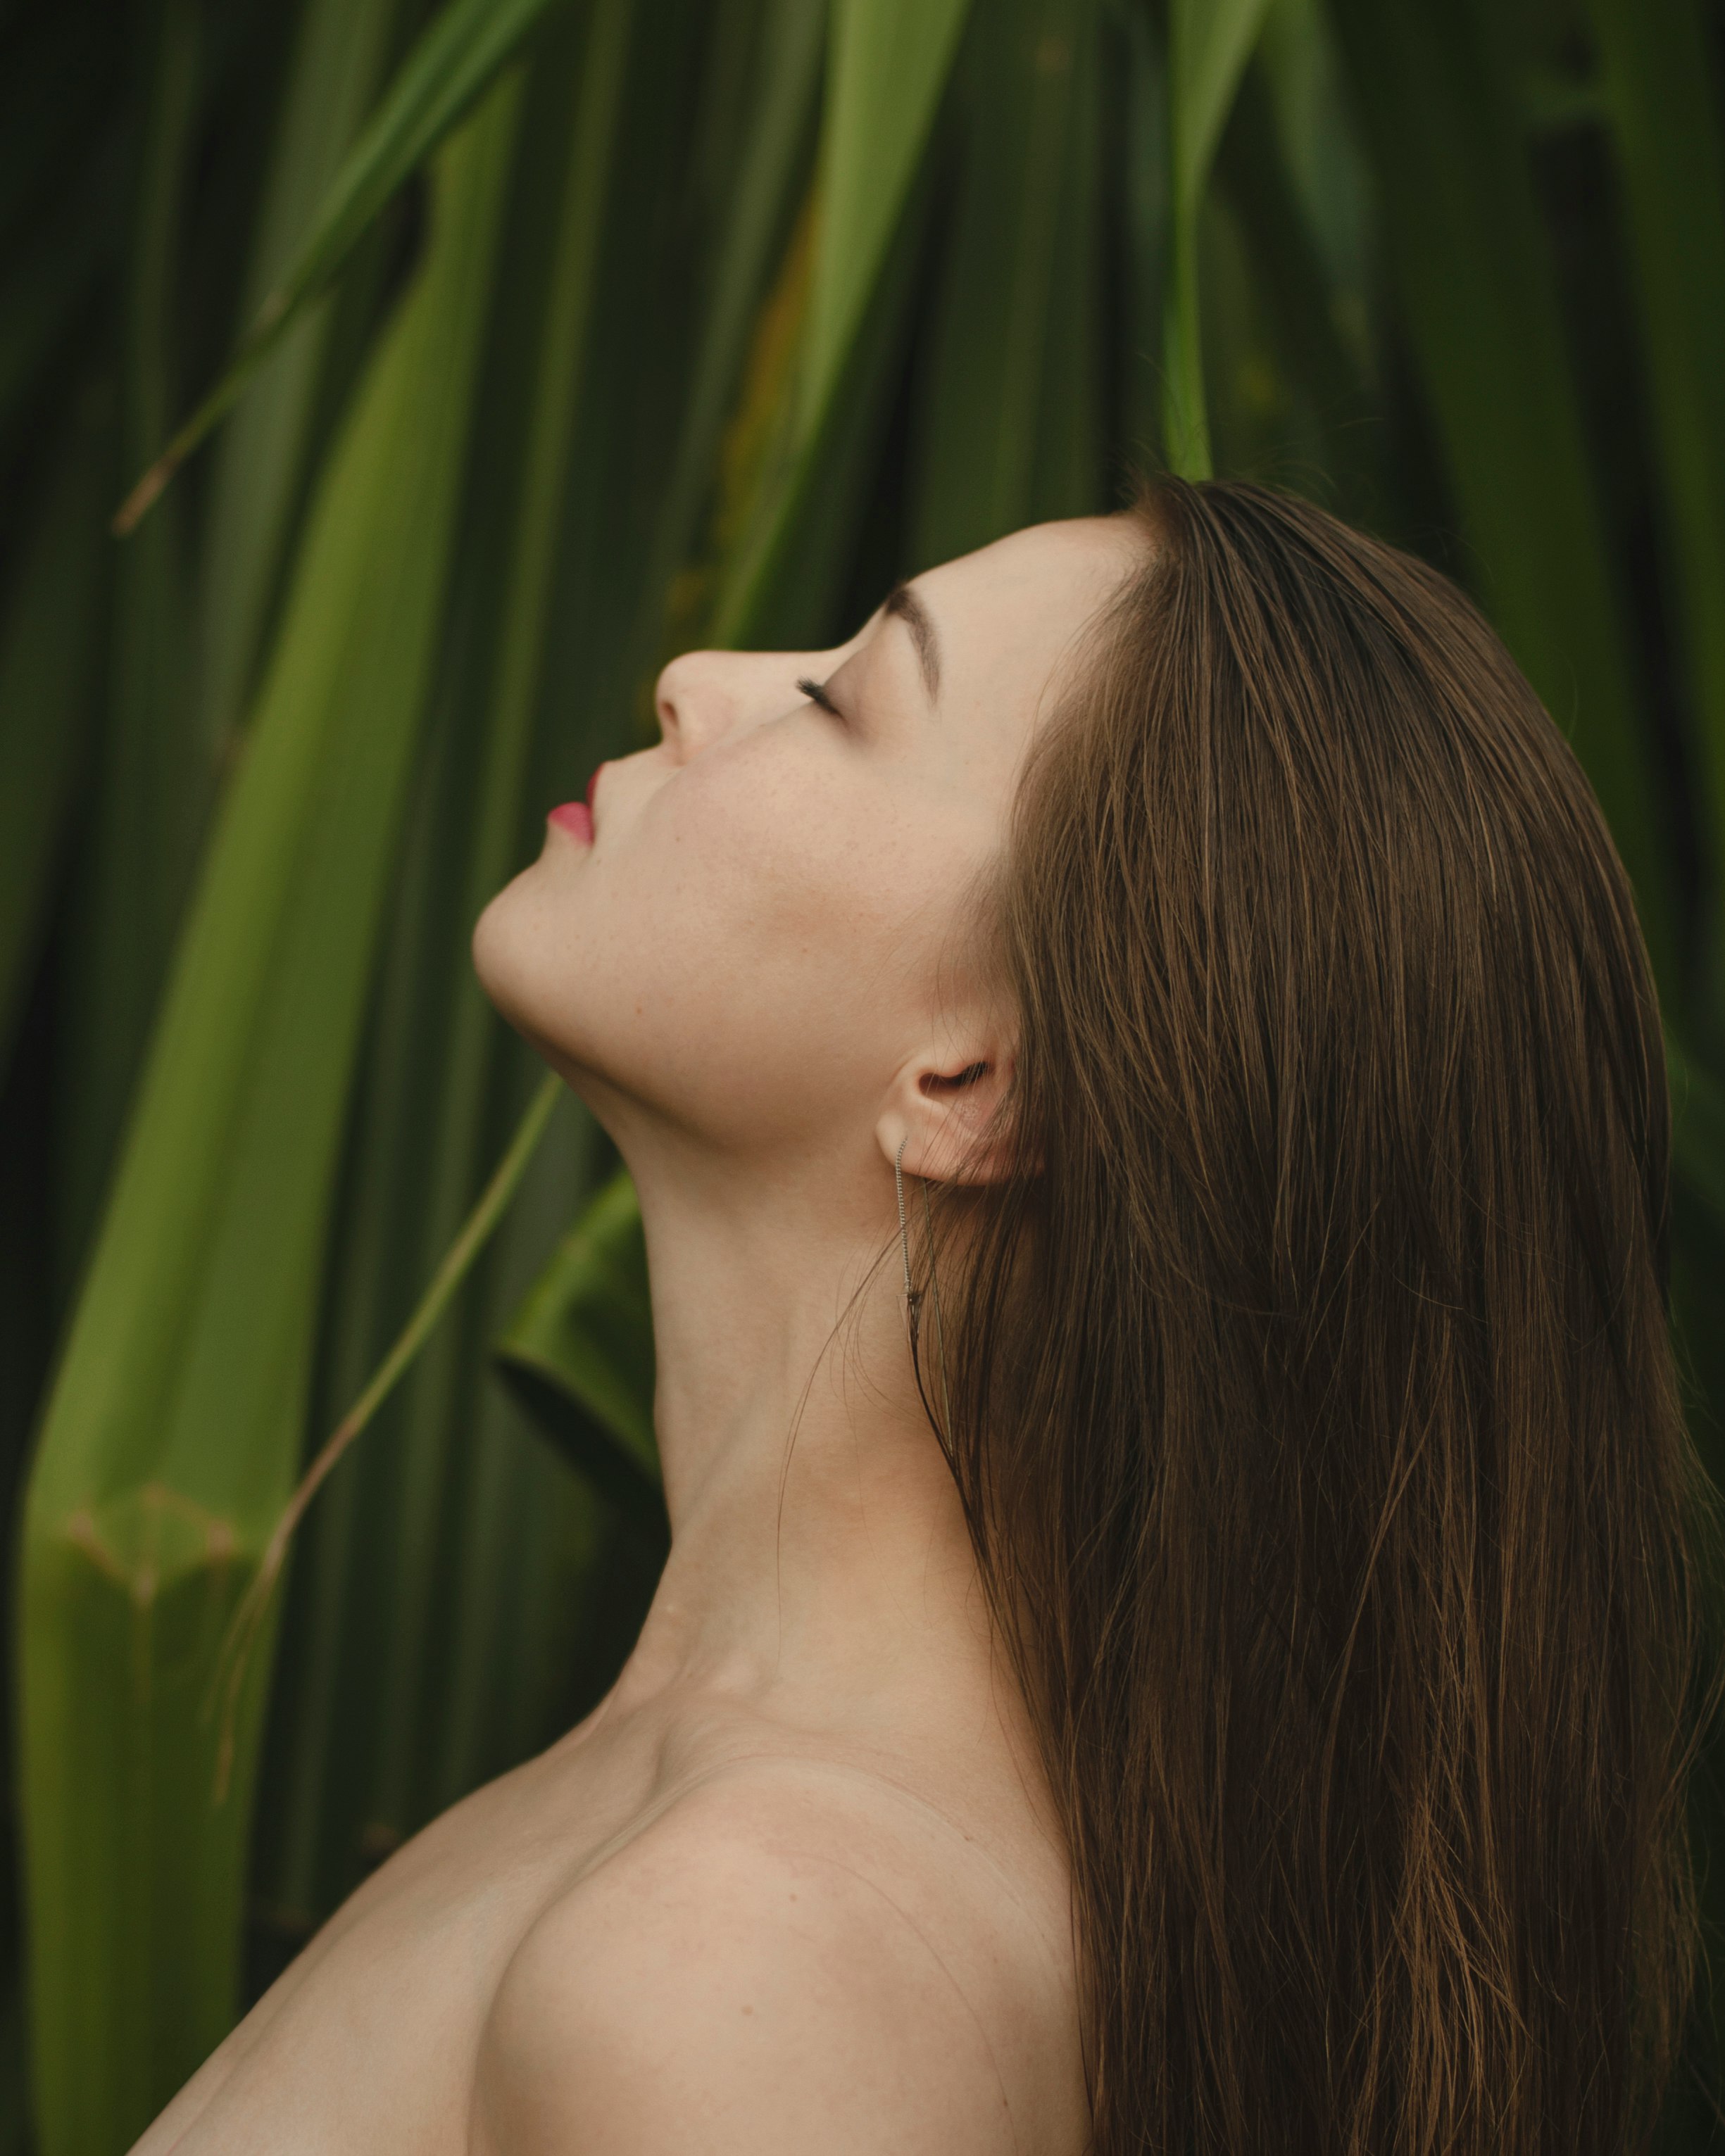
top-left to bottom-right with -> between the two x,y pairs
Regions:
652,649 -> 745,761
653,646 -> 831,761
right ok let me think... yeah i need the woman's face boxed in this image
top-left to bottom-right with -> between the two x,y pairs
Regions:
473,516 -> 1141,1166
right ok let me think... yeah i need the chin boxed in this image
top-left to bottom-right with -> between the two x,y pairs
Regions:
472,874 -> 565,1053
471,875 -> 521,1002
470,874 -> 627,1114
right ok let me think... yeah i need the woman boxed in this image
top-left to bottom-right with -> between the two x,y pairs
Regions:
132,479 -> 1711,2156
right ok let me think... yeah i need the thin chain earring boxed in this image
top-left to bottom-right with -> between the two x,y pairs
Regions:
894,1136 -> 952,1445
894,1135 -> 922,1340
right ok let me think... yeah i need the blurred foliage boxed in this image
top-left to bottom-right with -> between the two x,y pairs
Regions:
2,0 -> 1725,2148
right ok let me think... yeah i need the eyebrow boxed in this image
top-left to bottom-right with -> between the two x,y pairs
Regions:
882,580 -> 941,702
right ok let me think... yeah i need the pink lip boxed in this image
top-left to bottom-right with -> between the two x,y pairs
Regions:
548,765 -> 605,845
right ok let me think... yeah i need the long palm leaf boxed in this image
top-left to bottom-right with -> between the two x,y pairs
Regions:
17,82 -> 520,2151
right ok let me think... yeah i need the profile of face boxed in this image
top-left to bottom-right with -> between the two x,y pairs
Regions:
472,516 -> 1143,1194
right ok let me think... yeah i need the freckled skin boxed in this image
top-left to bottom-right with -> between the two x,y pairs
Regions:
130,517 -> 1141,2156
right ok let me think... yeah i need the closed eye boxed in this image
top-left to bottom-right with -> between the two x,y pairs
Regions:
797,674 -> 842,719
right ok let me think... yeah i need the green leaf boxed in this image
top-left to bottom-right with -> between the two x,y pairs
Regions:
1322,0 -> 1677,997
0,401 -> 111,1073
1113,0 -> 1170,470
494,1168 -> 665,1546
1254,0 -> 1376,311
468,0 -> 634,923
1170,0 -> 1277,208
418,1109 -> 610,1817
1666,1035 -> 1725,1555
113,0 -> 571,534
18,82 -> 520,2151
1669,1033 -> 1725,1242
193,0 -> 408,758
356,0 -> 643,1839
626,0 -> 827,679
1210,55 -> 1381,517
247,0 -> 703,1918
1163,0 -> 1274,477
245,0 -> 747,1921
797,0 -> 974,439
0,158 -> 117,449
1586,0 -> 1725,1016
55,0 -> 205,1287
711,0 -> 975,638
210,1072 -> 565,1776
908,0 -> 1107,569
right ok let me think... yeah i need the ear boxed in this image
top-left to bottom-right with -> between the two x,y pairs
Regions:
875,1030 -> 1019,1188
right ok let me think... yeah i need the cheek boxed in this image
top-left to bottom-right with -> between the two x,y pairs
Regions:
474,745 -> 977,1137
611,761 -> 904,1099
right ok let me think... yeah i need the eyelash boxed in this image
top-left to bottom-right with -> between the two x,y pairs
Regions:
797,674 -> 841,719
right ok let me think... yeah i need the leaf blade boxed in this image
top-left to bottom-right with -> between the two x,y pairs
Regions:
1587,0 -> 1725,995
113,0 -> 570,532
1322,0 -> 1677,991
708,0 -> 975,638
1163,0 -> 1274,477
19,84 -> 520,2147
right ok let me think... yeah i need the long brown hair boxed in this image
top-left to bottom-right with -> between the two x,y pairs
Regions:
934,479 -> 1717,2155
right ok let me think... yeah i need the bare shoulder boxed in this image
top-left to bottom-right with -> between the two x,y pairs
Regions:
471,1763 -> 1081,2156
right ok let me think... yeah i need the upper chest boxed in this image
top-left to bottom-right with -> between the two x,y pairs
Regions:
133,1721 -> 651,2156
133,1701 -> 1074,2156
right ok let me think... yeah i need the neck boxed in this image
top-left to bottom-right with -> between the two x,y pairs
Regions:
604,1127 -> 988,1730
